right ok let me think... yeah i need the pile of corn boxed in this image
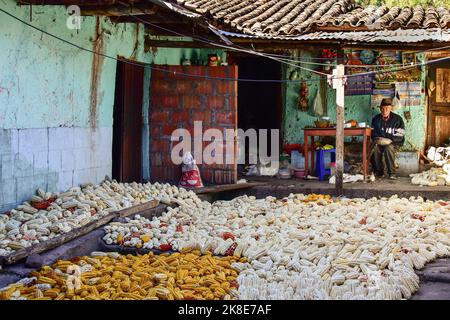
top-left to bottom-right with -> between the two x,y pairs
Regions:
0,250 -> 242,300
102,192 -> 450,299
410,167 -> 450,186
0,181 -> 206,256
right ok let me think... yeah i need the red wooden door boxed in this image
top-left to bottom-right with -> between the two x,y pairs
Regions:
149,65 -> 238,185
112,60 -> 144,182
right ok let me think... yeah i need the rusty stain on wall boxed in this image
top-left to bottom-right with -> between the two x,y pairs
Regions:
89,17 -> 104,129
144,34 -> 158,55
130,24 -> 140,60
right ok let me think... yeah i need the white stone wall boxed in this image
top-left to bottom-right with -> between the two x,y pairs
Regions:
0,127 -> 112,212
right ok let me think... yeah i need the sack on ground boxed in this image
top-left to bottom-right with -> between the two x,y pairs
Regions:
179,152 -> 203,188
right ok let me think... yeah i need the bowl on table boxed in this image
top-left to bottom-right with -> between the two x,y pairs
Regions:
314,120 -> 331,128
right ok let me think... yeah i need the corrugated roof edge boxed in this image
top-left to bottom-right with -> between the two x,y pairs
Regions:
218,29 -> 450,43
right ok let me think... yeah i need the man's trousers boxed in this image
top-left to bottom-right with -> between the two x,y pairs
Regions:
371,144 -> 397,176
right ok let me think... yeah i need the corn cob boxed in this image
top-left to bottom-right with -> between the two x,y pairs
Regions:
0,251 -> 240,300
17,205 -> 38,214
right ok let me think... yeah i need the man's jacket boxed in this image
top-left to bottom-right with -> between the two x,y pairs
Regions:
371,112 -> 405,146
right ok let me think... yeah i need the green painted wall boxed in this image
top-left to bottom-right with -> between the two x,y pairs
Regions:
0,0 -> 226,209
0,1 -> 225,130
282,51 -> 427,152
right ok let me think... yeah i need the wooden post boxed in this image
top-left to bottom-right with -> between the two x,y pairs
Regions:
332,65 -> 345,196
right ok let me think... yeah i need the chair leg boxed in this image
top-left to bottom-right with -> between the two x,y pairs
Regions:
315,151 -> 321,178
319,151 -> 325,181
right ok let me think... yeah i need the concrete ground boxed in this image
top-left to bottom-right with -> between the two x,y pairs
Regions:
1,185 -> 449,299
412,259 -> 450,300
241,176 -> 450,201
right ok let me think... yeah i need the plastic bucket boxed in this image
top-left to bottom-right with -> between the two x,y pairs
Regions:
294,168 -> 307,178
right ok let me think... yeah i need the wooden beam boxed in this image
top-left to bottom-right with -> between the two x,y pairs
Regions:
115,199 -> 159,218
193,182 -> 266,195
79,3 -> 158,16
143,38 -> 215,49
0,199 -> 159,266
0,213 -> 116,266
18,0 -> 118,5
110,14 -> 185,24
229,38 -> 448,51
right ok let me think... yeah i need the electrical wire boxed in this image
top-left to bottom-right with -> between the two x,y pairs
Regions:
124,10 -> 331,76
127,1 -> 450,69
116,3 -> 450,78
2,6 -> 450,83
0,7 -> 328,84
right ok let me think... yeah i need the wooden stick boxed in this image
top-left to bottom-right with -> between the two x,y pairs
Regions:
0,214 -> 115,266
333,65 -> 345,195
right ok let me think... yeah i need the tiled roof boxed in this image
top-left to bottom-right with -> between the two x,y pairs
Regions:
218,28 -> 450,43
173,0 -> 450,36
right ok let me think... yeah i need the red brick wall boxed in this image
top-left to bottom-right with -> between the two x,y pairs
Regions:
150,65 -> 238,185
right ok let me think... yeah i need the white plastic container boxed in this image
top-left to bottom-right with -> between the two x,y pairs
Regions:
291,150 -> 305,169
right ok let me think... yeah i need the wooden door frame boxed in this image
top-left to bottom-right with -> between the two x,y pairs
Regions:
426,57 -> 450,149
112,57 -> 146,182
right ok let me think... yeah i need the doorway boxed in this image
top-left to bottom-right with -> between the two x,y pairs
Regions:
112,59 -> 144,182
427,60 -> 450,148
234,56 -> 282,168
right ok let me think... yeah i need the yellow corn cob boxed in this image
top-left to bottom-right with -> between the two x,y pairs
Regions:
173,288 -> 184,300
0,287 -> 16,300
180,284 -> 196,290
97,283 -> 110,293
44,289 -> 60,298
121,281 -> 131,292
38,277 -> 57,286
81,271 -> 101,279
35,289 -> 44,299
194,286 -> 210,293
2,251 -> 241,300
55,293 -> 65,300
156,288 -> 170,299
84,257 -> 101,267
214,287 -> 227,296
164,255 -> 177,264
114,265 -> 132,275
140,281 -> 153,291
180,247 -> 193,254
100,291 -> 111,299
99,274 -> 112,284
90,286 -> 99,297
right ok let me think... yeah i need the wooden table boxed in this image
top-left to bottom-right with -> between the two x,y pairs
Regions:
304,127 -> 372,179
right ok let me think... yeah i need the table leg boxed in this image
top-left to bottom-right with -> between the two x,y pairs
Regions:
304,133 -> 309,175
367,134 -> 371,175
363,133 -> 367,180
311,137 -> 315,175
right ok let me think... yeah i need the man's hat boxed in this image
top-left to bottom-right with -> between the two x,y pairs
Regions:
380,98 -> 392,107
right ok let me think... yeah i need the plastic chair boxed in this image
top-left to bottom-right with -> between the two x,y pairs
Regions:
315,149 -> 336,181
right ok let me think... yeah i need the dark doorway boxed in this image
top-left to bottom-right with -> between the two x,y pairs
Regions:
112,59 -> 144,182
235,56 -> 282,166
